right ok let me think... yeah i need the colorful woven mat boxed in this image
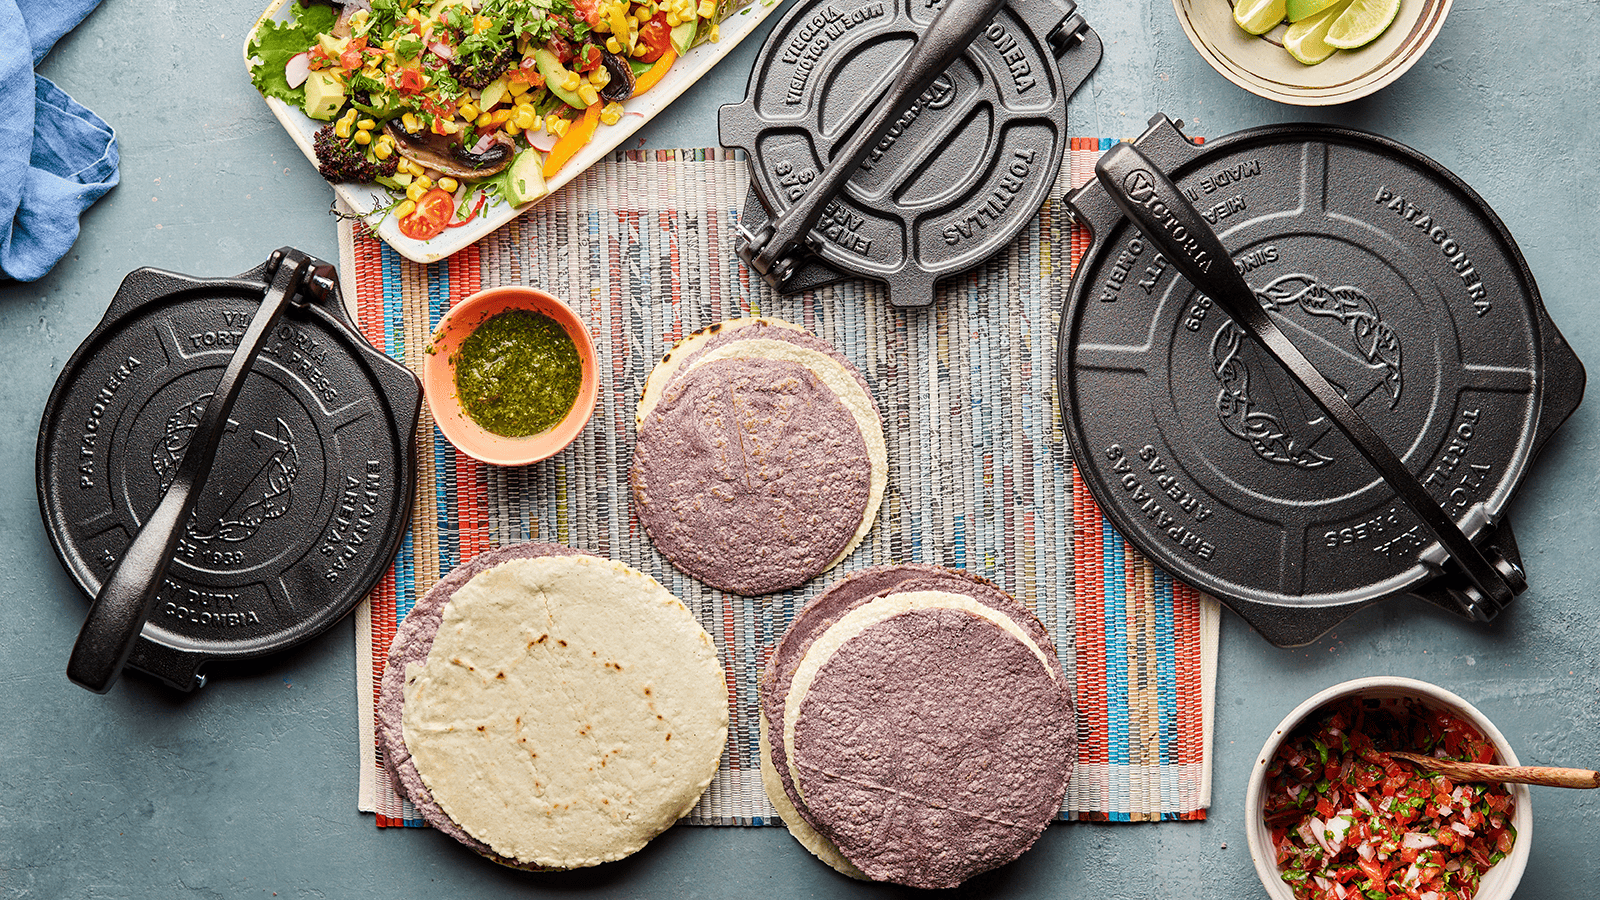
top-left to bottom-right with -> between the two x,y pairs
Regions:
347,141 -> 1220,827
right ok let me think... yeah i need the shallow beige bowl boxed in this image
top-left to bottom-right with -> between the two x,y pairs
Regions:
1245,677 -> 1532,900
422,287 -> 598,467
1174,0 -> 1453,105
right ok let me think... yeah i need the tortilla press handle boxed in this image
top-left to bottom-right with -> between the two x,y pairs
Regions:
66,249 -> 323,693
739,0 -> 1008,288
1092,142 -> 1525,624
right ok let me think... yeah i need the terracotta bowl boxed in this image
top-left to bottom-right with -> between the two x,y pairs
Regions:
1173,0 -> 1453,105
422,286 -> 598,466
1246,677 -> 1532,900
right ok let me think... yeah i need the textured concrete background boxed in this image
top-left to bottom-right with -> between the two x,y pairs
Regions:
2,0 -> 1596,896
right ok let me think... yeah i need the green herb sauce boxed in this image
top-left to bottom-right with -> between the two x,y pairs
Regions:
452,309 -> 582,437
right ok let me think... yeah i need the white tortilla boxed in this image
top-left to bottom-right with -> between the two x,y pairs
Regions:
401,554 -> 728,869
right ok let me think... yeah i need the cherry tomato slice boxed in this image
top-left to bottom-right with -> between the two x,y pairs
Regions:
398,189 -> 455,241
635,12 -> 672,63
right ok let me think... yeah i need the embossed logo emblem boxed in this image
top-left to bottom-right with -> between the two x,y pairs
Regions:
1124,169 -> 1156,203
154,395 -> 300,543
1211,274 -> 1402,469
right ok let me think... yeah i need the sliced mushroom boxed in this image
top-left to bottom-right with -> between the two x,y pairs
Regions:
383,122 -> 517,179
599,50 -> 636,102
330,0 -> 373,38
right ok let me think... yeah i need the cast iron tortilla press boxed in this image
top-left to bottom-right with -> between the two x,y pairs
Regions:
37,248 -> 421,692
720,0 -> 1100,307
1058,115 -> 1585,646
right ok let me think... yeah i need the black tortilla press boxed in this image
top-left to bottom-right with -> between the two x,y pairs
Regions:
721,0 -> 1101,307
37,248 -> 421,692
1058,115 -> 1585,646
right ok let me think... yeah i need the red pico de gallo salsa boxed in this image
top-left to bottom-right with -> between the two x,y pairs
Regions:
1263,698 -> 1516,900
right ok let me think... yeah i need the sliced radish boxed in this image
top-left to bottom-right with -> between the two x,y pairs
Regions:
285,51 -> 312,89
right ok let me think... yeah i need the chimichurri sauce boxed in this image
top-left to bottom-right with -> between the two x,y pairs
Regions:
452,309 -> 582,438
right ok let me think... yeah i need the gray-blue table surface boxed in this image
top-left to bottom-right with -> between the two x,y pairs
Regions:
4,0 -> 1596,897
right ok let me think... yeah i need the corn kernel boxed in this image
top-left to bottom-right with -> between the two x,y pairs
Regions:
666,13 -> 680,26
414,175 -> 434,191
350,9 -> 370,28
508,78 -> 529,96
437,176 -> 459,193
504,122 -> 522,136
395,199 -> 417,218
458,102 -> 480,121
476,112 -> 493,128
406,182 -> 427,202
514,108 -> 539,130
547,115 -> 569,137
402,112 -> 422,131
562,72 -> 581,92
577,83 -> 600,106
356,118 -> 376,131
635,8 -> 652,24
605,36 -> 621,53
709,22 -> 719,41
600,101 -> 624,126
374,143 -> 392,160
589,67 -> 611,87
354,130 -> 372,145
334,120 -> 352,139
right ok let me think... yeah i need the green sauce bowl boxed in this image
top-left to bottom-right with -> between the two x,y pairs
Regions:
423,286 -> 598,466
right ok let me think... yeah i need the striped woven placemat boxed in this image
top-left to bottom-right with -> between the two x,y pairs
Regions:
345,141 -> 1219,826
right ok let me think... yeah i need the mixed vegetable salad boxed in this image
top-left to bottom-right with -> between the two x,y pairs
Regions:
248,0 -> 740,241
1263,698 -> 1516,900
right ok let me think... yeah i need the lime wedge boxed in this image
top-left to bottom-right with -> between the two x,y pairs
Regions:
1233,0 -> 1287,35
1284,0 -> 1354,64
1325,0 -> 1402,48
1285,0 -> 1343,22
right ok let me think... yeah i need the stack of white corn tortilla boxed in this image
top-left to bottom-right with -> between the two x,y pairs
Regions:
375,543 -> 728,869
759,564 -> 1077,889
630,318 -> 886,596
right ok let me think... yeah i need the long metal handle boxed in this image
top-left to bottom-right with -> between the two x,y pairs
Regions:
66,249 -> 315,693
1092,141 -> 1522,622
744,0 -> 1008,283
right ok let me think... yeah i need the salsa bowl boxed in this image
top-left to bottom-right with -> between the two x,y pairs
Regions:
1246,677 -> 1531,900
423,286 -> 598,466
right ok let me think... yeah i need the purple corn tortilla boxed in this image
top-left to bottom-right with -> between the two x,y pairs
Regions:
792,606 -> 1076,888
376,542 -> 586,867
760,565 -> 1059,830
631,356 -> 873,596
665,320 -> 874,403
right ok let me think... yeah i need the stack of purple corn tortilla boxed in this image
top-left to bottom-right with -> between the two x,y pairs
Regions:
630,318 -> 886,596
759,564 -> 1078,889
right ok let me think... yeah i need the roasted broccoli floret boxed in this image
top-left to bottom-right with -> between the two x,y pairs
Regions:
312,123 -> 398,184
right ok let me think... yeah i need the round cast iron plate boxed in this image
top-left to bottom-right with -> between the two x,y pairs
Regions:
37,257 -> 421,689
722,0 -> 1097,306
1059,118 -> 1583,644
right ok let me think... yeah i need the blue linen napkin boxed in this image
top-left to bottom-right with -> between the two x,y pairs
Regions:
1,0 -> 118,282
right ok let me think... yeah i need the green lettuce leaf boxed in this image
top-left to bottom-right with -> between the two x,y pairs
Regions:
247,3 -> 339,104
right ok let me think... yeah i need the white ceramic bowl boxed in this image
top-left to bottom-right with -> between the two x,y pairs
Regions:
1246,677 -> 1532,900
1173,0 -> 1453,105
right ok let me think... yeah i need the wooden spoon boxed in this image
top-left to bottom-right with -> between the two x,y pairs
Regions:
1389,751 -> 1600,788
